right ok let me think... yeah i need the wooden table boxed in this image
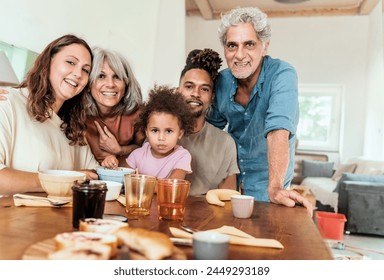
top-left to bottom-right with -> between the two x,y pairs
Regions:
0,194 -> 332,260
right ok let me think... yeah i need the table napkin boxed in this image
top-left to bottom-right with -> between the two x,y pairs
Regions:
117,195 -> 126,206
169,226 -> 284,249
13,194 -> 72,207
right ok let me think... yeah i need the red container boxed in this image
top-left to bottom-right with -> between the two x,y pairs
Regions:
316,211 -> 347,240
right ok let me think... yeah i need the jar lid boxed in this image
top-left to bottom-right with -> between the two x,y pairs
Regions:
72,179 -> 108,192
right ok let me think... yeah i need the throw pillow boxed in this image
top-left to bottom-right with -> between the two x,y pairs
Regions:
302,160 -> 334,178
331,163 -> 357,181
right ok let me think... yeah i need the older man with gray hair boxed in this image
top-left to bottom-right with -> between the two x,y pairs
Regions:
207,7 -> 313,215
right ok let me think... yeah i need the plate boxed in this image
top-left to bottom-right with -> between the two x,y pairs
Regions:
22,238 -> 187,260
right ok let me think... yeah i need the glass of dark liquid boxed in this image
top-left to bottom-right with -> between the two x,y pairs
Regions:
72,180 -> 108,228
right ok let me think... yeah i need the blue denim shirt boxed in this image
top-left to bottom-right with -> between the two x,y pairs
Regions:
206,55 -> 299,201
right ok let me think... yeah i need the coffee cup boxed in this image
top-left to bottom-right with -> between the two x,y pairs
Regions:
231,194 -> 254,218
157,178 -> 190,221
193,231 -> 230,260
72,180 -> 108,228
124,174 -> 156,217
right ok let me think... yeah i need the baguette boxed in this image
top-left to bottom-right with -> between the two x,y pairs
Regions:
116,227 -> 174,260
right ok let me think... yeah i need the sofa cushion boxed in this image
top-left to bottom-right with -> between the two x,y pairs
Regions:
331,163 -> 357,181
348,157 -> 384,174
302,160 -> 334,178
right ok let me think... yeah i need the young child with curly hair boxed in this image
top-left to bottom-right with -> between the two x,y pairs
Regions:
102,85 -> 196,180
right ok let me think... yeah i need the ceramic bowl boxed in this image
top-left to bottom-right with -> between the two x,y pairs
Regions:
38,170 -> 86,200
96,167 -> 135,185
90,180 -> 123,201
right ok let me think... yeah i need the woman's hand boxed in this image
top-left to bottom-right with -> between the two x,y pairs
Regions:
101,155 -> 119,169
79,169 -> 99,180
0,88 -> 9,100
94,121 -> 122,155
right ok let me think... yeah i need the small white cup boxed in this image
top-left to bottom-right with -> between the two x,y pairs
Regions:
231,195 -> 254,218
193,231 -> 230,260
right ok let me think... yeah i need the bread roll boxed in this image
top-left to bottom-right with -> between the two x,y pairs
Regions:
206,189 -> 241,206
79,218 -> 128,234
116,227 -> 174,260
48,243 -> 111,260
54,231 -> 118,257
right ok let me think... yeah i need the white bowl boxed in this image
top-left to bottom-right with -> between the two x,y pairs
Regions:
38,170 -> 86,200
90,180 -> 123,201
96,167 -> 135,184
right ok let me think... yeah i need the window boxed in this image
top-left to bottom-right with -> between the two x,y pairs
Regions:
297,84 -> 343,152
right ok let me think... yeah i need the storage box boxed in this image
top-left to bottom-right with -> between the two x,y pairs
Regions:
345,183 -> 384,236
316,211 -> 347,240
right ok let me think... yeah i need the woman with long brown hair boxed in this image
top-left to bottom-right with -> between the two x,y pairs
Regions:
0,34 -> 99,195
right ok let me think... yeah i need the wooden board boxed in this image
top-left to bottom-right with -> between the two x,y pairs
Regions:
22,238 -> 186,260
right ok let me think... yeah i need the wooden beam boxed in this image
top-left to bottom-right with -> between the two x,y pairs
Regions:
264,7 -> 360,18
359,0 -> 379,15
193,0 -> 214,20
186,6 -> 361,19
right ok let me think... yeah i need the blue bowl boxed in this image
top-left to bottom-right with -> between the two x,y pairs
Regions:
96,167 -> 135,185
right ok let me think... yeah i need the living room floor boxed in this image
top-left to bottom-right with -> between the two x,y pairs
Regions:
326,233 -> 384,260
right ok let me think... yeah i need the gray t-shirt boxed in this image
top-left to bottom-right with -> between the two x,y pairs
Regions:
179,122 -> 239,195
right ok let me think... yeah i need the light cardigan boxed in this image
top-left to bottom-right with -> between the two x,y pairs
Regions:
0,87 -> 99,172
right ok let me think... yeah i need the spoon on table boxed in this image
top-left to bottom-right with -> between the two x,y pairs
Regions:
13,194 -> 70,207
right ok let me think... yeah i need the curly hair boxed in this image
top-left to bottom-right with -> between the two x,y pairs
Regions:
179,48 -> 222,85
136,85 -> 196,136
19,34 -> 93,146
218,7 -> 271,46
85,47 -> 143,117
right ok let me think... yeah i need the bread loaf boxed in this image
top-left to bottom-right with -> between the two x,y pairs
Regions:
48,243 -> 111,260
54,231 -> 118,257
116,227 -> 174,260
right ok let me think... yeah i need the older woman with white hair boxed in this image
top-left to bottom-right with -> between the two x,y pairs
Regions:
84,47 -> 144,167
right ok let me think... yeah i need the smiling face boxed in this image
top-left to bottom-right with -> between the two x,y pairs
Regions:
145,112 -> 184,158
90,60 -> 126,115
224,22 -> 269,81
49,43 -> 91,112
178,68 -> 213,118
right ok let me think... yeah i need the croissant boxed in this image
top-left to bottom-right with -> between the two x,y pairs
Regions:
206,189 -> 241,206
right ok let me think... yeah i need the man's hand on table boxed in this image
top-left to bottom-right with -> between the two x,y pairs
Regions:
268,187 -> 314,217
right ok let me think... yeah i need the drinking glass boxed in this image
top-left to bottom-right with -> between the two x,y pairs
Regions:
124,174 -> 156,217
157,178 -> 190,221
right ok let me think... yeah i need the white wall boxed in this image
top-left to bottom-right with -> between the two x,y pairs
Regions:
186,4 -> 384,162
363,3 -> 384,159
0,0 -> 185,99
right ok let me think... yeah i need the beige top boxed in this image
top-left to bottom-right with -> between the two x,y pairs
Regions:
0,87 -> 99,172
179,122 -> 239,195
